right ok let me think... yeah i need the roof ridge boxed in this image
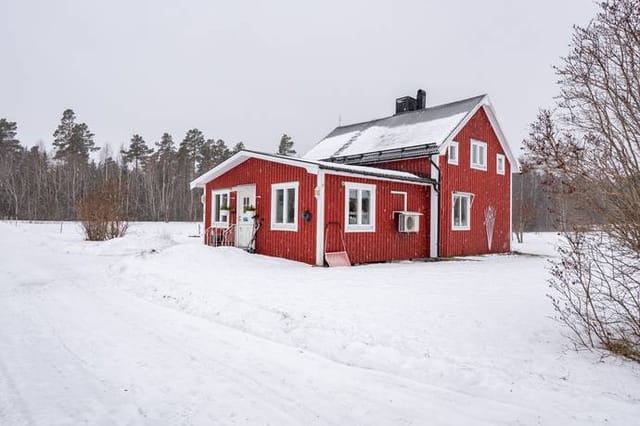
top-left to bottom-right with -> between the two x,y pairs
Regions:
330,93 -> 487,132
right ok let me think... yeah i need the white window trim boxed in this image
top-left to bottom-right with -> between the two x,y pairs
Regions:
452,192 -> 472,231
344,182 -> 376,233
270,181 -> 299,231
496,153 -> 506,175
212,189 -> 231,228
448,141 -> 459,165
470,139 -> 488,171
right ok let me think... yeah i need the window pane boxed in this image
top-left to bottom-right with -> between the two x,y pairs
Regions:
214,194 -> 220,222
286,188 -> 295,224
472,145 -> 478,164
479,146 -> 485,166
275,189 -> 284,223
461,197 -> 468,226
453,196 -> 460,226
361,190 -> 370,225
348,189 -> 358,224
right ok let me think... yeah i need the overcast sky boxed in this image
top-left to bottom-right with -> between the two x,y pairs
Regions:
1,0 -> 597,157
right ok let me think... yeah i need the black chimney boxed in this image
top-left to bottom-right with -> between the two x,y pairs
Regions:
395,96 -> 417,114
416,89 -> 426,110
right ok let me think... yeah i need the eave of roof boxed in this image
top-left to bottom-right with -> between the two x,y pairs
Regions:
190,150 -> 435,190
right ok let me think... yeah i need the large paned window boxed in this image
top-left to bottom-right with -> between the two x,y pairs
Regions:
452,192 -> 471,231
345,183 -> 376,232
271,182 -> 299,231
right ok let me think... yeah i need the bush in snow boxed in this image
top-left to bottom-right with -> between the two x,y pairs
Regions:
77,180 -> 128,241
523,0 -> 640,360
549,232 -> 640,361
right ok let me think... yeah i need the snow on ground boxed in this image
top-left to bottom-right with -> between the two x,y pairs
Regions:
0,222 -> 638,425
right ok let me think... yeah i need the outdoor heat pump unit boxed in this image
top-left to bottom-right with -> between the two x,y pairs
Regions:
397,212 -> 421,233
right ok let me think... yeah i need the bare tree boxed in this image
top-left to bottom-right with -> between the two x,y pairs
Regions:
523,0 -> 640,360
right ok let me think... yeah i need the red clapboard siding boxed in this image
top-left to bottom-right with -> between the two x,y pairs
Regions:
439,107 -> 511,256
205,158 -> 317,264
323,174 -> 430,264
367,157 -> 432,177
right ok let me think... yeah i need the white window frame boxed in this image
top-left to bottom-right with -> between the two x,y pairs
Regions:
448,141 -> 459,165
212,189 -> 231,228
470,139 -> 488,171
496,153 -> 506,175
452,192 -> 472,231
270,182 -> 299,231
344,182 -> 376,233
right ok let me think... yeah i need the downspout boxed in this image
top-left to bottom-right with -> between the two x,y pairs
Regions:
430,156 -> 441,258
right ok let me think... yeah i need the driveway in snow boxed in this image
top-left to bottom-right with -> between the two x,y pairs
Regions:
0,222 -> 638,425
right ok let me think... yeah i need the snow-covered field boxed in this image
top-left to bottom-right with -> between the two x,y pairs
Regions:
1,222 -> 638,425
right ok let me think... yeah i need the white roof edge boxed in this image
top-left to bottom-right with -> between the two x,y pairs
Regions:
439,95 -> 520,172
190,151 -> 320,189
190,150 -> 431,190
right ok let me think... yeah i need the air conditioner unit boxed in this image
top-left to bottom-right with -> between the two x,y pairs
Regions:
397,212 -> 420,233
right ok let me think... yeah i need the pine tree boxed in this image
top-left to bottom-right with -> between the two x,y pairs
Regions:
178,128 -> 205,172
0,119 -> 21,157
121,134 -> 153,170
52,109 -> 97,163
155,132 -> 175,164
277,133 -> 296,156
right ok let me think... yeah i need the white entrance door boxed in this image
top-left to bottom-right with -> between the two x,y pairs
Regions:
235,185 -> 257,248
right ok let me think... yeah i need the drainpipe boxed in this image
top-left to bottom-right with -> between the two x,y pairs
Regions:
430,156 -> 441,258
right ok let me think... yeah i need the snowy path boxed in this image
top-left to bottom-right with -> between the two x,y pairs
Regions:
1,222 -> 639,425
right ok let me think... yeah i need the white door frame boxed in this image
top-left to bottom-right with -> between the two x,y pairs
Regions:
233,184 -> 257,248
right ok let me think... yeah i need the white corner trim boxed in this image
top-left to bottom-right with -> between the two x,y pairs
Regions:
315,171 -> 326,266
429,157 -> 439,258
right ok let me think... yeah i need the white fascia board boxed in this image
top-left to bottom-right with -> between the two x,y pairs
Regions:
438,96 -> 519,172
439,96 -> 487,155
190,151 -> 319,189
322,169 -> 431,186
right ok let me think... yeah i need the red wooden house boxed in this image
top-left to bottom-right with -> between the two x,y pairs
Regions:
190,90 -> 517,266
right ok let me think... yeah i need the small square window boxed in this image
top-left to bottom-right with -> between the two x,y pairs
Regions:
471,139 -> 487,171
496,154 -> 506,175
448,141 -> 459,165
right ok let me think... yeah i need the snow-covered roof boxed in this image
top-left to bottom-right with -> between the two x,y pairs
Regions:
304,95 -> 487,161
190,150 -> 434,190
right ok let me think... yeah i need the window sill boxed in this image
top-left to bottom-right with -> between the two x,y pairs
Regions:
452,226 -> 471,231
270,223 -> 298,232
345,227 -> 376,233
470,164 -> 487,171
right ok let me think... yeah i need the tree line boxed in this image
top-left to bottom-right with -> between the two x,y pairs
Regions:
0,110 -> 256,221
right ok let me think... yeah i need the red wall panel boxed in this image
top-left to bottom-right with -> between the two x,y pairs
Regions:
323,174 -> 430,264
204,158 -> 317,264
438,107 -> 511,256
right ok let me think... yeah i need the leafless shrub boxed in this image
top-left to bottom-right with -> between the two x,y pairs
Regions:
77,180 -> 128,241
523,0 -> 640,360
550,231 -> 640,361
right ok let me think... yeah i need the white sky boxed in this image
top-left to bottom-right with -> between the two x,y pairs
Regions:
1,0 -> 597,157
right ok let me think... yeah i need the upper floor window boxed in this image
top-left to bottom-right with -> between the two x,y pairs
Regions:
496,154 -> 506,175
448,141 -> 459,165
345,182 -> 376,232
212,189 -> 231,228
271,182 -> 298,231
470,139 -> 487,171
